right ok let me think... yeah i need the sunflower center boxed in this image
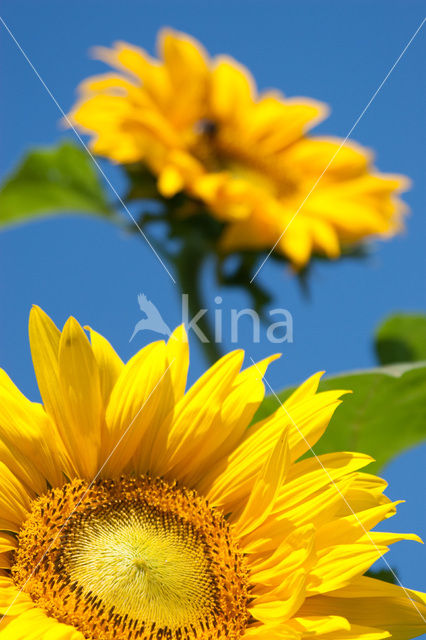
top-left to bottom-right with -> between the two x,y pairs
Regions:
191,119 -> 298,199
12,476 -> 249,640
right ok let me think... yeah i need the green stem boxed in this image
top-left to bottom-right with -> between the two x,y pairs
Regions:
174,244 -> 222,366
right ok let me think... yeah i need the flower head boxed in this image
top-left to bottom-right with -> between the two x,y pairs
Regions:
0,307 -> 425,639
70,29 -> 409,268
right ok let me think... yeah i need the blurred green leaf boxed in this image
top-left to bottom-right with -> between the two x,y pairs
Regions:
365,567 -> 398,584
125,165 -> 160,201
375,313 -> 426,365
0,141 -> 114,226
256,361 -> 426,473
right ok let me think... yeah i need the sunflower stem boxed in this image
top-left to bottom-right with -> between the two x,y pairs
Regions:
173,243 -> 222,367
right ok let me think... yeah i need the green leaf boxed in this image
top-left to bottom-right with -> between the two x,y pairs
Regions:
365,567 -> 398,584
375,313 -> 426,365
124,165 -> 160,201
256,361 -> 426,473
0,141 -> 114,226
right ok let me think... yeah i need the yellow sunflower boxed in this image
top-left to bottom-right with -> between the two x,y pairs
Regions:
0,306 -> 425,640
69,29 -> 409,268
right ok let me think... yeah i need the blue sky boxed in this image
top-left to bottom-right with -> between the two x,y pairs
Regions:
1,0 -> 425,600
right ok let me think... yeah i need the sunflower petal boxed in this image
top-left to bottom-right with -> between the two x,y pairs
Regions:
104,340 -> 172,475
165,324 -> 189,402
152,350 -> 244,480
0,605 -> 84,638
236,428 -> 290,537
0,576 -> 35,617
28,307 -> 66,438
298,576 -> 426,640
0,463 -> 32,528
0,371 -> 64,491
58,317 -> 102,477
86,326 -> 124,408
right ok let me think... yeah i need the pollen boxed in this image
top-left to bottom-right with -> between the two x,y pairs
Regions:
11,476 -> 250,640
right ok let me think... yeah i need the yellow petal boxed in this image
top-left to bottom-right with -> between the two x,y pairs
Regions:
246,95 -> 328,152
160,29 -> 209,127
236,428 -> 290,538
318,626 -> 390,640
166,324 -> 189,402
250,570 -> 306,621
369,531 -> 422,546
210,56 -> 255,121
298,576 -> 426,640
250,526 -> 315,590
0,370 -> 64,491
0,576 -> 34,617
207,387 -> 346,513
309,218 -> 341,258
86,326 -> 124,409
94,41 -> 169,102
315,501 -> 403,548
0,533 -> 17,553
279,224 -> 314,269
244,475 -> 355,555
274,452 -> 374,517
339,472 -> 389,514
0,463 -> 32,530
0,552 -> 11,569
152,350 -> 244,481
161,29 -> 209,85
131,327 -> 191,475
284,137 -> 372,180
291,618 -> 390,640
243,622 -> 301,640
104,340 -> 172,476
286,391 -> 349,462
194,354 -> 280,493
58,317 -> 102,478
306,543 -> 389,594
284,372 -> 324,407
0,605 -> 84,638
78,72 -> 138,96
28,306 -> 65,440
158,165 -> 185,197
288,614 -> 351,636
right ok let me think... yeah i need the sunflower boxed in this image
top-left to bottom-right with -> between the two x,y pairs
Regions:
0,306 -> 425,640
69,29 -> 409,268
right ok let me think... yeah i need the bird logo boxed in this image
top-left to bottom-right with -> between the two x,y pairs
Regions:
129,294 -> 171,342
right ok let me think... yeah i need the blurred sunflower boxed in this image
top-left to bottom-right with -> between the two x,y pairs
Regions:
69,29 -> 409,268
0,306 -> 425,639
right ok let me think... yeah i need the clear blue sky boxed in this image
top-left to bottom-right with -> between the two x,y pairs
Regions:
1,0 -> 425,602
